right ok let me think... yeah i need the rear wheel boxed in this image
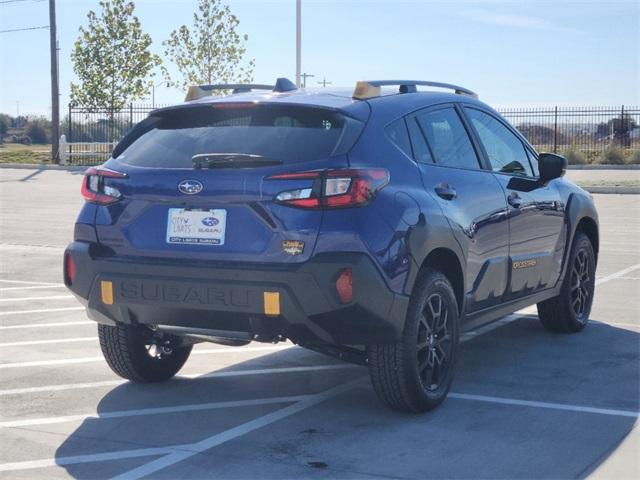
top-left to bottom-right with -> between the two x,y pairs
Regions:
537,231 -> 596,333
367,269 -> 459,413
98,323 -> 192,382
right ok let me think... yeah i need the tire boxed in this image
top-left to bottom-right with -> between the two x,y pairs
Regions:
98,323 -> 192,382
537,231 -> 596,333
367,269 -> 460,413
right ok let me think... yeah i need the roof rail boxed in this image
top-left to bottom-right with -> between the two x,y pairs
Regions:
185,77 -> 297,102
352,80 -> 478,100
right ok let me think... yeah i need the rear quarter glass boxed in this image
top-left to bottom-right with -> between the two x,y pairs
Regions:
113,104 -> 364,168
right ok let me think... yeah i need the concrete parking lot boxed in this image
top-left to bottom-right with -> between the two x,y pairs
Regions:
0,167 -> 638,479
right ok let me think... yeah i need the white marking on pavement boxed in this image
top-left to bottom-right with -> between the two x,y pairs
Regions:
449,392 -> 639,418
0,378 -> 364,473
0,395 -> 314,428
0,336 -> 97,347
0,285 -> 67,292
0,320 -> 91,330
0,307 -> 85,316
0,364 -> 358,396
113,378 -> 365,480
0,279 -> 63,286
0,345 -> 293,369
0,447 -> 173,473
0,295 -> 74,302
595,263 -> 640,285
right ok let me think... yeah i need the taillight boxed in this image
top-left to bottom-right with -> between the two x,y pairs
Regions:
268,168 -> 389,209
81,167 -> 128,205
335,268 -> 353,304
64,253 -> 76,285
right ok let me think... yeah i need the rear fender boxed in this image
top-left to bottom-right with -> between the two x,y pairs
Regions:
403,211 -> 466,300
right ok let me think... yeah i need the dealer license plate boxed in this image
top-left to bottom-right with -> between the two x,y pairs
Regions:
166,208 -> 227,245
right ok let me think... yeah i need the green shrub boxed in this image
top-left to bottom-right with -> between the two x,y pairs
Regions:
596,146 -> 626,165
626,150 -> 640,165
24,121 -> 48,144
562,147 -> 587,165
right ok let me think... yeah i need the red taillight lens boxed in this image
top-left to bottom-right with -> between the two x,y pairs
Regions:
335,268 -> 353,304
64,253 -> 76,285
81,167 -> 128,205
268,168 -> 389,209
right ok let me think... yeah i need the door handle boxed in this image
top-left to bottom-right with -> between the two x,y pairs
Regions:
507,192 -> 522,208
435,183 -> 456,200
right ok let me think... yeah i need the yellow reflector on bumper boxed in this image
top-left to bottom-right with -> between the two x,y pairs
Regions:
101,281 -> 114,305
263,291 -> 280,316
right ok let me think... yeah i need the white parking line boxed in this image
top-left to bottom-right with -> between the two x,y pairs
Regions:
0,285 -> 67,292
0,279 -> 63,286
0,378 -> 364,474
0,295 -> 75,302
0,345 -> 293,369
449,392 -> 639,418
112,378 -> 365,480
0,364 -> 358,396
0,320 -> 91,330
0,395 -> 314,428
595,263 -> 640,285
0,307 -> 85,316
0,336 -> 97,347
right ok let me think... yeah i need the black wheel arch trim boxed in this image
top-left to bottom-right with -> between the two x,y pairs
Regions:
558,192 -> 599,288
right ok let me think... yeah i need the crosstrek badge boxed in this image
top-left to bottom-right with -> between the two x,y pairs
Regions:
282,240 -> 305,256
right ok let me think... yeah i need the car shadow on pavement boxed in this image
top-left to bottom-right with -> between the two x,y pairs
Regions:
55,317 -> 639,479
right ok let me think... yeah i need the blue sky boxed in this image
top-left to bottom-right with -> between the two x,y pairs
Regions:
0,0 -> 638,117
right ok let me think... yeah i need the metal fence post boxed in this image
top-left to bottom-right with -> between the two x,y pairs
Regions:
553,106 -> 558,153
620,104 -> 625,147
129,103 -> 133,130
68,104 -> 72,143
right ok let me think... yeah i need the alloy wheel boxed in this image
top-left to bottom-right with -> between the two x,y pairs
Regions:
417,293 -> 453,392
570,248 -> 592,322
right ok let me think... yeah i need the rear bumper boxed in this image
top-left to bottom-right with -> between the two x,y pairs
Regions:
64,241 -> 409,345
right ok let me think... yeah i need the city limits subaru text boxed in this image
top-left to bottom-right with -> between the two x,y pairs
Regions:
64,78 -> 599,412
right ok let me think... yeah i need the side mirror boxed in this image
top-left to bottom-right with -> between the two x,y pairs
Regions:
538,153 -> 567,183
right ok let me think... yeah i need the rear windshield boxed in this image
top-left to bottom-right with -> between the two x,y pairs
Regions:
115,104 -> 360,168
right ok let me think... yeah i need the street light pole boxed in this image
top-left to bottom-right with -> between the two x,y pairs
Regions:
296,0 -> 301,88
49,0 -> 60,163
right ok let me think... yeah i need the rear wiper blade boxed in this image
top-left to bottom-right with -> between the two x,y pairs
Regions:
192,153 -> 283,169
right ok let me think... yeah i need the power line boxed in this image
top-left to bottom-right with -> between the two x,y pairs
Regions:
0,25 -> 49,33
0,0 -> 46,5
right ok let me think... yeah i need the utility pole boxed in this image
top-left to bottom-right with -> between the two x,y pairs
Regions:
300,73 -> 314,88
49,0 -> 60,163
317,77 -> 332,88
295,0 -> 301,88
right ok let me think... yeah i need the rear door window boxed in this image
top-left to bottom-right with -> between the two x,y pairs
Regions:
414,107 -> 480,169
115,104 -> 361,168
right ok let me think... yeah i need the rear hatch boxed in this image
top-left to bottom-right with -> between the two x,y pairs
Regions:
93,102 -> 364,264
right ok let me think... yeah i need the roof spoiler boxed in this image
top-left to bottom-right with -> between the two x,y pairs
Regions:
185,77 -> 297,101
352,80 -> 478,100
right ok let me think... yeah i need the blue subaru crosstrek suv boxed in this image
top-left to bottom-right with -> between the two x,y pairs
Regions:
64,78 -> 599,412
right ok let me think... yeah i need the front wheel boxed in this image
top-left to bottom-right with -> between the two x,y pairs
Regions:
367,269 -> 459,413
98,323 -> 192,382
537,231 -> 596,333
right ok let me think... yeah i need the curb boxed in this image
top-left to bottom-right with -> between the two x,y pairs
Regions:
0,163 -> 87,172
582,186 -> 640,195
568,165 -> 640,170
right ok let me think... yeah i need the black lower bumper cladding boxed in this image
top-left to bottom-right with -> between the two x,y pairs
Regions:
64,241 -> 409,345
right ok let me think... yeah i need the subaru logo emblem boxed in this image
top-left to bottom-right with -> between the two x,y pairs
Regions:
202,217 -> 218,226
178,180 -> 203,195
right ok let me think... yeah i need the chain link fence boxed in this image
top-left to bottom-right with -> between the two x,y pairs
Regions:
63,104 -> 639,166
